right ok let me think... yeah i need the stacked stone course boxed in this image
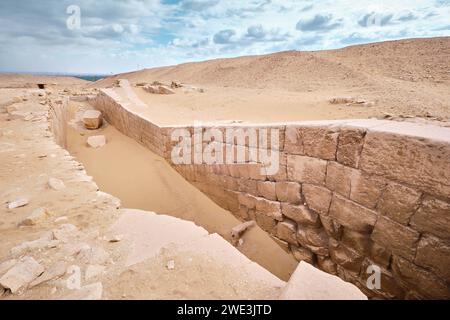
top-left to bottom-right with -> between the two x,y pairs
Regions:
92,89 -> 450,299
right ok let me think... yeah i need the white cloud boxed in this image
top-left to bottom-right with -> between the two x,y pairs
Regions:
0,0 -> 448,74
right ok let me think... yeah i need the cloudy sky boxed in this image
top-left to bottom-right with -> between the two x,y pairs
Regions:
0,0 -> 449,75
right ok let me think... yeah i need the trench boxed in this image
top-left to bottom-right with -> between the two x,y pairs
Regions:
65,100 -> 298,281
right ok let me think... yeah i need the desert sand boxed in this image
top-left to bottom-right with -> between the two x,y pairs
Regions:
93,37 -> 450,125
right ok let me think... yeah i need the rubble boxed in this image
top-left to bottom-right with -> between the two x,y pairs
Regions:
87,135 -> 106,148
7,198 -> 29,209
19,207 -> 50,226
0,257 -> 44,294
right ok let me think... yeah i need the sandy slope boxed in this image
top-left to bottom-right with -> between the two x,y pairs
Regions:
93,37 -> 450,122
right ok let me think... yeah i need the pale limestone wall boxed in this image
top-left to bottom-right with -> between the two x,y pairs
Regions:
91,90 -> 450,299
48,97 -> 69,148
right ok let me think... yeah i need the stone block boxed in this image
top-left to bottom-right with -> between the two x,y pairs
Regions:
275,181 -> 301,204
410,196 -> 450,239
336,128 -> 366,168
371,216 -> 420,261
329,240 -> 364,274
284,127 -> 304,155
392,256 -> 450,299
83,110 -> 103,130
325,162 -> 356,197
256,181 -> 277,201
291,245 -> 315,264
320,215 -> 343,239
349,171 -> 386,209
341,228 -> 371,255
301,127 -> 339,160
377,182 -> 421,225
277,219 -> 298,245
281,203 -> 319,226
302,184 -> 332,215
255,197 -> 282,221
287,155 -> 327,185
415,234 -> 450,281
317,256 -> 337,275
329,194 -> 377,232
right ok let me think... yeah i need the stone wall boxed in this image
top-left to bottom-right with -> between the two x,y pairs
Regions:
48,97 -> 69,148
91,89 -> 450,299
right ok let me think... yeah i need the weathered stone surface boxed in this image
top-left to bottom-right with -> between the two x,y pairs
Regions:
0,259 -> 17,276
320,215 -> 342,239
83,110 -> 103,130
297,226 -> 329,249
29,261 -> 67,288
271,236 -> 290,252
317,256 -> 337,275
61,282 -> 103,300
255,197 -> 282,221
275,181 -> 301,204
371,216 -> 420,261
277,220 -> 298,245
329,194 -> 377,232
237,193 -> 256,209
19,207 -> 49,226
287,155 -> 327,185
410,196 -> 450,239
7,198 -> 29,209
359,131 -> 450,199
349,172 -> 386,209
78,246 -> 110,265
341,228 -> 371,255
329,240 -> 364,274
257,181 -> 277,201
369,242 -> 391,269
325,162 -> 356,197
10,232 -> 59,256
415,234 -> 450,281
52,224 -> 78,241
255,213 -> 277,234
280,261 -> 367,300
301,127 -> 339,160
48,177 -> 66,191
85,265 -> 106,281
302,184 -> 332,215
0,257 -> 44,293
360,260 -> 405,299
291,246 -> 315,264
87,135 -> 106,148
284,127 -> 304,155
392,256 -> 450,299
281,203 -> 319,225
337,128 -> 366,168
377,182 -> 421,225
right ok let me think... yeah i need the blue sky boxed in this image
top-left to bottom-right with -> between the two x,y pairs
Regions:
0,0 -> 449,74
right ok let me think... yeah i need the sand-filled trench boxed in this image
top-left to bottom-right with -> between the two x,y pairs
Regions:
66,101 -> 297,281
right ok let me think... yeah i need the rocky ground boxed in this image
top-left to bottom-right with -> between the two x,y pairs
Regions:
0,87 -> 289,300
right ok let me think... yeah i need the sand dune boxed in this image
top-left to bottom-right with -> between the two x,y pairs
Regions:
93,37 -> 450,121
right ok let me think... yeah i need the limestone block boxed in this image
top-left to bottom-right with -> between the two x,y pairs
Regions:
377,182 -> 421,225
329,240 -> 364,274
371,216 -> 420,261
276,220 -> 298,245
255,213 -> 277,235
302,184 -> 332,215
87,135 -> 106,148
279,262 -> 367,300
29,261 -> 67,288
410,196 -> 450,239
83,110 -> 103,130
317,256 -> 337,275
281,203 -> 319,226
320,215 -> 343,239
368,241 -> 391,269
19,207 -> 50,226
301,127 -> 339,160
237,193 -> 257,209
341,228 -> 371,256
257,181 -> 277,201
61,282 -> 103,300
329,194 -> 377,233
291,246 -> 315,264
297,226 -> 329,249
392,256 -> 450,299
359,130 -> 450,199
144,85 -> 175,95
255,197 -> 282,221
415,234 -> 450,281
0,257 -> 44,294
325,161 -> 357,197
275,181 -> 301,204
349,171 -> 386,209
284,127 -> 304,155
287,155 -> 327,185
336,128 -> 366,168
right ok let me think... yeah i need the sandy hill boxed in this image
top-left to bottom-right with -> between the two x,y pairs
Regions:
92,37 -> 450,121
0,74 -> 89,89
